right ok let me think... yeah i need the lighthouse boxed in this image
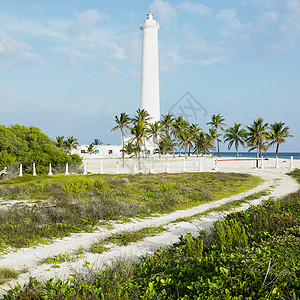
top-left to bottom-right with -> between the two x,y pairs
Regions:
140,12 -> 160,122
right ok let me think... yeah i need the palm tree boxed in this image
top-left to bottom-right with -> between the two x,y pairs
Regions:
207,128 -> 220,156
173,116 -> 189,157
111,112 -> 131,167
148,121 -> 163,149
194,132 -> 215,155
132,109 -> 151,158
64,136 -> 79,154
87,144 -> 95,155
207,114 -> 226,157
161,113 -> 175,138
56,136 -> 64,148
130,121 -> 145,169
92,139 -> 103,145
224,123 -> 247,157
246,118 -> 269,158
188,123 -> 202,156
154,136 -> 175,157
122,141 -> 139,158
268,122 -> 293,158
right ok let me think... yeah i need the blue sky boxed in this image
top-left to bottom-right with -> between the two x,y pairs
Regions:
0,0 -> 299,151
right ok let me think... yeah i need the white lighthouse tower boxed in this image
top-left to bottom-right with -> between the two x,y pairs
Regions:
140,12 -> 160,122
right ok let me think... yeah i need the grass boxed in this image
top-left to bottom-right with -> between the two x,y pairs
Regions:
90,226 -> 166,254
0,267 -> 22,285
5,169 -> 300,299
41,247 -> 85,265
172,189 -> 270,224
0,172 -> 262,252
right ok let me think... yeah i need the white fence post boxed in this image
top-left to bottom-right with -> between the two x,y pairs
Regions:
149,159 -> 154,173
290,156 -> 294,170
33,163 -> 37,176
83,162 -> 87,175
199,157 -> 203,172
214,159 -> 219,171
65,163 -> 69,175
182,158 -> 186,172
275,157 -> 279,169
165,158 -> 170,173
99,160 -> 103,174
48,163 -> 53,176
260,157 -> 264,169
19,164 -> 23,177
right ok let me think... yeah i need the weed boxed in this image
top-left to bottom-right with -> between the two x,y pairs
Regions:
0,267 -> 20,285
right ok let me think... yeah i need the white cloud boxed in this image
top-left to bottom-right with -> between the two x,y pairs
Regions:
176,1 -> 213,16
52,46 -> 90,65
0,89 -> 33,114
17,51 -> 51,70
216,9 -> 245,31
0,30 -> 30,55
150,0 -> 177,26
68,9 -> 109,36
61,72 -> 80,78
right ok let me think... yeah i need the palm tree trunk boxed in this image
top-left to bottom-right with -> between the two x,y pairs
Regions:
217,140 -> 220,157
185,144 -> 187,158
235,141 -> 239,158
122,133 -> 125,167
276,143 -> 279,158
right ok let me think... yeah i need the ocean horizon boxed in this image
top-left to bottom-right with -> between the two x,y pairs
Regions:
216,152 -> 300,160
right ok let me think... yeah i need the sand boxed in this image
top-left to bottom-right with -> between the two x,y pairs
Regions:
0,156 -> 299,295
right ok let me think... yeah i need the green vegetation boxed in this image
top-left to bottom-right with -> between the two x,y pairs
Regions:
0,125 -> 82,174
5,170 -> 300,299
0,267 -> 22,285
42,249 -> 85,265
90,226 -> 166,254
0,172 -> 260,251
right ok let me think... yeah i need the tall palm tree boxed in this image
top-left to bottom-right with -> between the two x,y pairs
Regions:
224,123 -> 247,157
246,118 -> 269,158
188,123 -> 202,156
92,139 -> 103,145
268,122 -> 293,158
161,113 -> 175,138
56,136 -> 65,148
207,128 -> 220,156
64,136 -> 79,154
207,114 -> 226,157
148,121 -> 163,150
173,116 -> 189,157
132,109 -> 151,158
111,112 -> 131,167
130,121 -> 145,169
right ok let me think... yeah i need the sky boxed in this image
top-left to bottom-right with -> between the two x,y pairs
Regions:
0,0 -> 299,152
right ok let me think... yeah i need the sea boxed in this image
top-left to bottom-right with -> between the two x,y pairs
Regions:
217,152 -> 300,160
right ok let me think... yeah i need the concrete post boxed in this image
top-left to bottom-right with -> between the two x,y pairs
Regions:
48,163 -> 53,176
275,157 -> 279,169
165,158 -> 170,173
199,157 -> 203,172
99,160 -> 103,174
260,157 -> 264,169
290,156 -> 294,170
182,158 -> 186,172
33,163 -> 37,176
133,161 -> 137,174
149,158 -> 154,173
19,164 -> 23,177
214,159 -> 219,171
115,161 -> 119,175
65,163 -> 69,175
83,162 -> 87,175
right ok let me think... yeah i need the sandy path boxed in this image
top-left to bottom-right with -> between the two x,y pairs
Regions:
0,166 -> 299,294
